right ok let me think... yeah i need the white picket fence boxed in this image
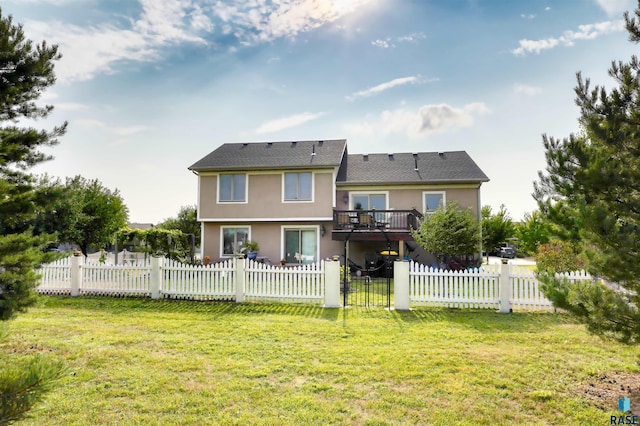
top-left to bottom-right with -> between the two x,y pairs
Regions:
163,258 -> 235,300
37,257 -> 327,304
407,261 -> 592,312
38,257 -> 73,295
409,263 -> 501,309
83,260 -> 152,296
244,261 -> 325,303
37,256 -> 594,311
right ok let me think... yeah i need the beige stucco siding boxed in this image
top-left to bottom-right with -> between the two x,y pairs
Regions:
199,171 -> 335,219
202,221 -> 342,263
338,185 -> 481,217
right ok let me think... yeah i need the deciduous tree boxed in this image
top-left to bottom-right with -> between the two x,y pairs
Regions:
481,205 -> 514,259
411,202 -> 481,268
49,176 -> 129,257
157,205 -> 200,244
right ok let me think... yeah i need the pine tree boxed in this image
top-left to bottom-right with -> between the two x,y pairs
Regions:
0,7 -> 66,423
534,2 -> 640,344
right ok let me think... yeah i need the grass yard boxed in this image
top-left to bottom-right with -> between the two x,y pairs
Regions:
3,297 -> 639,425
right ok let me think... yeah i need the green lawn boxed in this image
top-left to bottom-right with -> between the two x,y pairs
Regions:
3,297 -> 638,425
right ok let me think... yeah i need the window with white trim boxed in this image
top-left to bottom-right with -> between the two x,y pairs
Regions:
221,227 -> 249,256
284,172 -> 312,201
352,193 -> 386,210
219,174 -> 246,202
284,228 -> 317,264
423,192 -> 445,214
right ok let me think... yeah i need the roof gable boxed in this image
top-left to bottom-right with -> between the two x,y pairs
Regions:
189,139 -> 347,171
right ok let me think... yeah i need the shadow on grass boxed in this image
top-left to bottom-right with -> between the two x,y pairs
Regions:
391,307 -> 578,334
37,296 -> 577,334
38,295 -> 340,322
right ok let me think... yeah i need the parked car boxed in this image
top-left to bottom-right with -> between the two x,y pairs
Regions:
499,247 -> 516,259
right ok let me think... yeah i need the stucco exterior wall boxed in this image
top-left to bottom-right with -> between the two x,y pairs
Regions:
338,185 -> 481,217
199,171 -> 335,220
202,221 -> 343,264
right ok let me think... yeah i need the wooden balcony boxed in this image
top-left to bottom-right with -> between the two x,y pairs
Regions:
331,209 -> 422,242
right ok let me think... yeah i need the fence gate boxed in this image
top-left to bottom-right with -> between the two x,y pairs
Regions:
342,260 -> 391,308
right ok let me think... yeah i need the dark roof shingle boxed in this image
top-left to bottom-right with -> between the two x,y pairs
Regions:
189,139 -> 346,171
336,151 -> 489,184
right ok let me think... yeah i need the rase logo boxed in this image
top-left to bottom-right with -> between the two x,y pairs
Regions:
611,396 -> 638,425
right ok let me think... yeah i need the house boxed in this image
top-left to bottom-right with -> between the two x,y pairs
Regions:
188,139 -> 489,267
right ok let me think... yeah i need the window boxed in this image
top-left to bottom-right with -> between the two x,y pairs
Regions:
284,172 -> 312,201
219,174 -> 246,202
352,193 -> 386,210
423,192 -> 445,214
284,228 -> 317,264
221,227 -> 249,256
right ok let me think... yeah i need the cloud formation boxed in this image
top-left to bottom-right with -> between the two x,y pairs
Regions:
594,0 -> 634,17
371,31 -> 426,48
512,19 -> 625,55
347,75 -> 435,100
255,112 -> 327,134
23,0 -> 376,82
514,83 -> 542,95
345,103 -> 490,139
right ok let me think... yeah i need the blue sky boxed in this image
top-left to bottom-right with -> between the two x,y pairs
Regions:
4,0 -> 638,223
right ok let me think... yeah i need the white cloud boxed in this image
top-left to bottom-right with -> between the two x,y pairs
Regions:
372,32 -> 426,48
512,19 -> 625,55
114,125 -> 147,136
55,102 -> 89,111
520,14 -> 536,19
371,38 -> 392,48
345,102 -> 490,139
255,112 -> 327,134
347,75 -> 432,100
514,83 -> 542,95
22,0 -> 376,83
594,0 -> 634,17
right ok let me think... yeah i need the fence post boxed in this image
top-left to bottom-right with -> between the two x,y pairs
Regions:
70,254 -> 83,296
150,256 -> 162,299
324,260 -> 341,308
235,257 -> 245,303
499,261 -> 511,313
394,260 -> 411,310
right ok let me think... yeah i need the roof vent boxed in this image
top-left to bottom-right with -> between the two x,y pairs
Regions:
318,140 -> 324,146
388,154 -> 394,160
242,143 -> 248,148
267,142 -> 272,147
414,157 -> 419,171
312,144 -> 316,156
438,152 -> 445,157
291,141 -> 297,147
363,154 -> 368,161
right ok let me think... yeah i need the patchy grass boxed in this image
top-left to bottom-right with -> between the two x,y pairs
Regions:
2,296 -> 638,425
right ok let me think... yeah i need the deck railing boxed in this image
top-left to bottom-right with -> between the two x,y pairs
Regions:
332,209 -> 421,231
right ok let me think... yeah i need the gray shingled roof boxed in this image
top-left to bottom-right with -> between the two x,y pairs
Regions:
336,151 -> 489,184
189,139 -> 347,171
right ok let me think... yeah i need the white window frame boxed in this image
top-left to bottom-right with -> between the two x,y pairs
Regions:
220,225 -> 251,258
217,173 -> 248,204
282,172 -> 314,203
423,191 -> 446,215
281,225 -> 320,264
349,191 -> 389,210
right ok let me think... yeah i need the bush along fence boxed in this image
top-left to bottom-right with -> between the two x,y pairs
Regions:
37,256 -> 592,311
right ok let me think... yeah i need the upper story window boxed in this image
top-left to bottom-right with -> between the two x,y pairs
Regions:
219,173 -> 246,202
423,191 -> 445,214
284,172 -> 312,201
352,193 -> 387,210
